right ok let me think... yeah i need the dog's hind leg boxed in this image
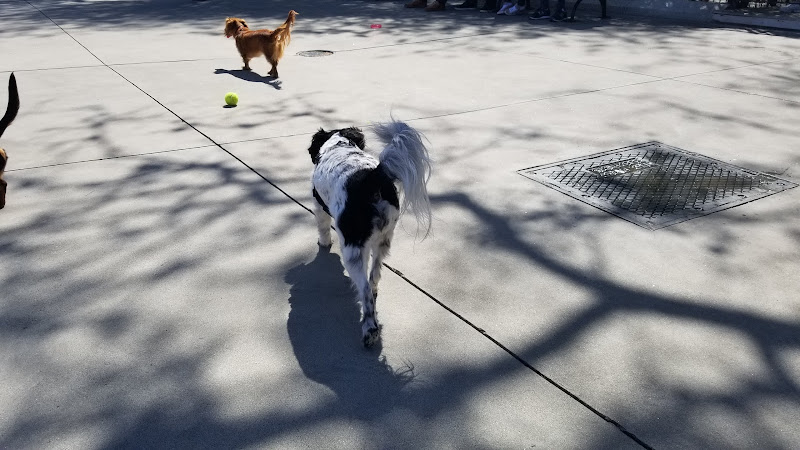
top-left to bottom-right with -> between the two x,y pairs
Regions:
313,191 -> 332,247
267,58 -> 278,78
368,231 -> 393,300
342,244 -> 381,347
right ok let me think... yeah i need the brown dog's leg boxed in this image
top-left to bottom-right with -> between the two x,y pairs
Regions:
267,58 -> 278,78
242,57 -> 252,71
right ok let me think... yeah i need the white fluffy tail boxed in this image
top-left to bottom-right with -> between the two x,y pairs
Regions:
373,119 -> 432,239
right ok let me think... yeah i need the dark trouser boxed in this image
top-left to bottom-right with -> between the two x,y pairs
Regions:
538,0 -> 565,9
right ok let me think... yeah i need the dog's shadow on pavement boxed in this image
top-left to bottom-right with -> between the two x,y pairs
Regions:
285,245 -> 414,419
214,69 -> 282,90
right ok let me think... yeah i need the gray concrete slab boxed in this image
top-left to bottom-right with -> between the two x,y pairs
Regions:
398,82 -> 799,449
481,19 -> 800,78
110,41 -> 653,145
3,0 -> 800,449
0,1 -> 100,72
677,59 -> 800,103
220,66 -> 800,450
0,149 -> 637,449
0,66 -> 213,169
360,87 -> 800,448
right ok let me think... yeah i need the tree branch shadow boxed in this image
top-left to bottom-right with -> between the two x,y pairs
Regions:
427,190 -> 800,448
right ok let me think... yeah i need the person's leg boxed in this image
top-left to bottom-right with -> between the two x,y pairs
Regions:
550,0 -> 567,21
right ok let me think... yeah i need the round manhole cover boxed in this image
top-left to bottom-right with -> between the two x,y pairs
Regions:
297,50 -> 334,57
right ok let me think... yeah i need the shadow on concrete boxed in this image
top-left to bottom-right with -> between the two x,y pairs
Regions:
3,0 -> 800,448
214,68 -> 282,89
285,245 -> 415,416
426,189 -> 800,448
0,148 -> 639,448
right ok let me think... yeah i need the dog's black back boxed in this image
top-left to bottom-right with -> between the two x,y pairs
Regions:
338,167 -> 399,247
308,127 -> 399,248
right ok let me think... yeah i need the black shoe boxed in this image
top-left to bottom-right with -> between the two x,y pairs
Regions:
455,0 -> 478,9
528,7 -> 550,19
550,7 -> 567,21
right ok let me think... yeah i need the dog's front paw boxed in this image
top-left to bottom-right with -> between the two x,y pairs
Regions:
318,237 -> 332,247
242,66 -> 252,71
361,322 -> 382,348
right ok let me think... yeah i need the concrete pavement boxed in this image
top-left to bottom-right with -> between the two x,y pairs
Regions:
1,0 -> 799,448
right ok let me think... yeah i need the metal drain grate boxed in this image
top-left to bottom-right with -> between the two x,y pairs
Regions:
518,142 -> 797,230
297,50 -> 334,57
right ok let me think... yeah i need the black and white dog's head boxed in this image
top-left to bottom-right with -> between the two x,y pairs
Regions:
308,127 -> 365,164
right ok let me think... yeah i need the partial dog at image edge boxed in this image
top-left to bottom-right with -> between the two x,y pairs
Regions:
224,10 -> 297,78
308,119 -> 432,347
0,73 -> 20,210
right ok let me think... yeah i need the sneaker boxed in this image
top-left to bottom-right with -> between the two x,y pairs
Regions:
479,0 -> 497,12
550,7 -> 567,21
528,7 -> 550,19
505,3 -> 526,14
425,0 -> 446,10
454,0 -> 478,9
496,1 -> 513,14
405,0 -> 427,8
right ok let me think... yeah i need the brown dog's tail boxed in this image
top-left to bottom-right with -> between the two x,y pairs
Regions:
273,10 -> 297,43
0,73 -> 19,139
282,10 -> 298,28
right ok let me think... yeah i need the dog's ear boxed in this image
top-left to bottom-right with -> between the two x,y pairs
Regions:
308,128 -> 332,165
338,127 -> 365,150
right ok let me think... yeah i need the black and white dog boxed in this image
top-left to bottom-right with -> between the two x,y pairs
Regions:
308,120 -> 432,347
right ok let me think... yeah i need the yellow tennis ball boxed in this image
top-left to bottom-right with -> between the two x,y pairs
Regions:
225,92 -> 239,106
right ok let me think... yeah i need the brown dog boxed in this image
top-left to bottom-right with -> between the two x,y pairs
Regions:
0,73 -> 20,210
224,11 -> 297,78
